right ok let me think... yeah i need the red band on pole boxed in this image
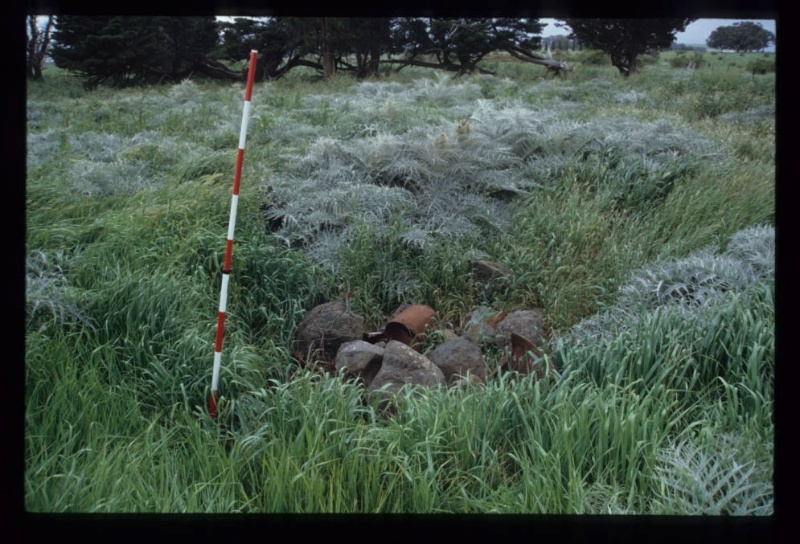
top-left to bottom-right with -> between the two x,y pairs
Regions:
209,50 -> 258,418
223,239 -> 234,271
233,149 -> 245,195
214,311 -> 226,352
245,51 -> 257,101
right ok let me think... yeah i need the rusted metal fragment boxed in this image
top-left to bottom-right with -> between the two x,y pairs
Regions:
509,331 -> 554,380
384,304 -> 436,349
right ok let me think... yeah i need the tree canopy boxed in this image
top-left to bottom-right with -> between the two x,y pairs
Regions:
216,17 -> 555,80
216,17 -> 322,80
49,16 -> 570,88
389,18 -> 545,76
561,18 -> 695,76
51,16 -> 220,88
706,21 -> 775,53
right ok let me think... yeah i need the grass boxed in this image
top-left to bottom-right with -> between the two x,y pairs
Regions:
25,50 -> 774,513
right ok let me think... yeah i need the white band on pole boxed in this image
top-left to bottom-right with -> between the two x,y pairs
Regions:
211,351 -> 223,391
227,196 -> 239,240
239,101 -> 252,150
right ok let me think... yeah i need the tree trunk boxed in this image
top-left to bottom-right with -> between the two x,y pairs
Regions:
610,52 -> 637,77
367,46 -> 381,78
27,15 -> 53,81
627,54 -> 639,76
321,18 -> 336,80
322,53 -> 335,79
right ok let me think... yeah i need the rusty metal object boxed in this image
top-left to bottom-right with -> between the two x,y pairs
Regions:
490,331 -> 554,381
384,305 -> 436,349
509,332 -> 538,375
509,331 -> 554,380
486,311 -> 507,330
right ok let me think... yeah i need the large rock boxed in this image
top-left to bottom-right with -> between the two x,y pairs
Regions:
494,309 -> 547,348
335,340 -> 384,388
462,306 -> 505,345
471,260 -> 511,299
428,336 -> 485,385
367,340 -> 445,412
295,301 -> 365,362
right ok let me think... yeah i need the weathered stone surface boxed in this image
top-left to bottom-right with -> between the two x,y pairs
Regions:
335,340 -> 384,388
428,336 -> 486,385
440,329 -> 459,342
471,260 -> 512,299
494,309 -> 547,348
295,301 -> 365,362
471,260 -> 511,282
370,341 -> 446,389
462,306 -> 502,344
367,340 -> 445,411
451,373 -> 484,389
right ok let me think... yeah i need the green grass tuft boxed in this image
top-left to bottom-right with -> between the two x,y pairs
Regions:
26,53 -> 774,513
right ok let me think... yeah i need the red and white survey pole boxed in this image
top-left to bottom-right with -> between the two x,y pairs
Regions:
209,50 -> 258,419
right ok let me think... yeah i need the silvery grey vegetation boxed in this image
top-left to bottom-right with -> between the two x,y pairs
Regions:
26,249 -> 95,330
563,224 -> 773,346
563,224 -> 774,347
27,74 -> 759,343
718,103 -> 775,126
262,76 -> 727,271
26,79 -> 244,196
25,62 -> 774,513
650,432 -> 773,515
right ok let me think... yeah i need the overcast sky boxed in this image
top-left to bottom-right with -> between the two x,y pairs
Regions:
541,18 -> 776,49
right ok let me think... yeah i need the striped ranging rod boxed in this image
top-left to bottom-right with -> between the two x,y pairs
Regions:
209,50 -> 258,419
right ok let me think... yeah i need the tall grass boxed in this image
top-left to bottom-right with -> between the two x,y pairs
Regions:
26,53 -> 773,513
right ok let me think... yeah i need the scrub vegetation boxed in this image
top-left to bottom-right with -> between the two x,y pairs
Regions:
26,51 -> 774,513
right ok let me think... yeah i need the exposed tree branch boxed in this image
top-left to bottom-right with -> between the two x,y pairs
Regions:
503,45 -> 574,76
193,57 -> 245,81
380,58 -> 494,76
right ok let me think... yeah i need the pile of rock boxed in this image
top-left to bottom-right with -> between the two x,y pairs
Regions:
294,298 -> 555,413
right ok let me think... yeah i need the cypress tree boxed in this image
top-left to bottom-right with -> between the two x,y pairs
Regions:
51,16 -> 219,89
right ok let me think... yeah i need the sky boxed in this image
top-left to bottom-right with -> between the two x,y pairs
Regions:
541,18 -> 777,50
